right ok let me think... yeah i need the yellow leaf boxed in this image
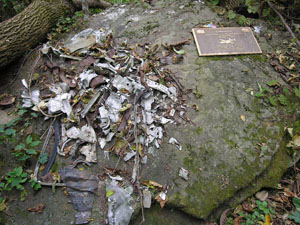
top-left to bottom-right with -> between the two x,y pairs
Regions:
263,214 -> 270,225
113,138 -> 127,154
106,190 -> 114,198
240,115 -> 245,122
0,200 -> 6,211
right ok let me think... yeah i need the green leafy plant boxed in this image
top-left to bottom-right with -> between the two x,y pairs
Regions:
38,153 -> 48,164
89,8 -> 102,15
260,144 -> 268,157
29,179 -> 41,191
12,135 -> 41,161
238,200 -> 274,225
237,15 -> 250,25
278,94 -> 288,105
289,197 -> 300,223
254,80 -> 298,107
245,0 -> 260,14
294,88 -> 300,98
4,167 -> 27,191
256,200 -> 274,214
0,117 -> 20,144
268,96 -> 277,106
48,14 -> 79,42
255,83 -> 271,98
239,211 -> 263,225
0,167 -> 42,202
227,10 -> 236,20
209,0 -> 219,6
266,80 -> 280,87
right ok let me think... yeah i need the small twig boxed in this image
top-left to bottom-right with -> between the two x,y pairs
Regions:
40,119 -> 55,140
41,119 -> 60,177
131,104 -> 140,184
33,119 -> 55,181
267,1 -> 300,49
113,155 -> 121,173
165,69 -> 184,91
168,39 -> 191,48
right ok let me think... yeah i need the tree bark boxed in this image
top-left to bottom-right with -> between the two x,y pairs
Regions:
0,0 -> 73,69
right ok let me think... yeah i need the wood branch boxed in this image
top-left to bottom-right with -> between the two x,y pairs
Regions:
0,0 -> 73,69
267,1 -> 300,49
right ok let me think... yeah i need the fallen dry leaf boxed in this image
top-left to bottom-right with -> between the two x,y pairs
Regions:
240,115 -> 245,122
27,203 -> 45,213
155,193 -> 168,208
148,75 -> 160,82
283,188 -> 295,197
192,104 -> 200,111
242,201 -> 253,213
0,94 -> 15,106
220,208 -> 232,225
0,199 -> 7,211
77,55 -> 96,73
149,180 -> 163,189
142,180 -> 163,189
233,216 -> 242,225
59,70 -> 76,88
205,222 -> 215,225
255,190 -> 269,201
263,214 -> 270,225
41,172 -> 54,183
25,125 -> 33,136
90,75 -> 105,88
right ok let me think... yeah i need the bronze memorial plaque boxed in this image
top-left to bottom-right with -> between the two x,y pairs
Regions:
192,27 -> 262,56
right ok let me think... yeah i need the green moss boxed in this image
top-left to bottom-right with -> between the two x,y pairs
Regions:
171,139 -> 287,220
183,145 -> 200,174
50,161 -> 59,173
224,138 -> 237,149
194,127 -> 203,135
205,56 -> 235,61
120,30 -> 137,38
200,54 -> 267,63
248,54 -> 268,62
14,207 -> 29,219
170,108 -> 292,220
142,21 -> 159,33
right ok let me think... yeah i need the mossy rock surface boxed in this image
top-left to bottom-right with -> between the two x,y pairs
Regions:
88,0 -> 299,221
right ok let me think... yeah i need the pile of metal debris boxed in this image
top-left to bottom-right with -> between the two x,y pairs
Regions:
23,28 -> 189,224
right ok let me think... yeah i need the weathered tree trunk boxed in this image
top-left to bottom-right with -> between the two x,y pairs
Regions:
0,0 -> 73,69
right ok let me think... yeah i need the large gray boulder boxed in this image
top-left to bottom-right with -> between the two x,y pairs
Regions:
87,0 -> 299,221
4,1 -> 299,224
